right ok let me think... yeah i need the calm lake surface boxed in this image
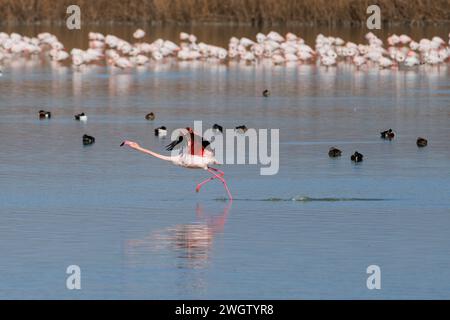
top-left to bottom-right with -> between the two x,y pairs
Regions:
1,25 -> 450,299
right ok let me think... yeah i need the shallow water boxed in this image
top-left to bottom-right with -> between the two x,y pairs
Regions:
1,26 -> 450,299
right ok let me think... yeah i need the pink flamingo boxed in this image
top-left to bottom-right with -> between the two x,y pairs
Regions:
121,127 -> 232,200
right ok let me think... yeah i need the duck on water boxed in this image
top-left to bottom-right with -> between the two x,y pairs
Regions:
39,110 -> 51,119
380,129 -> 395,140
75,113 -> 87,121
351,151 -> 364,163
328,147 -> 342,158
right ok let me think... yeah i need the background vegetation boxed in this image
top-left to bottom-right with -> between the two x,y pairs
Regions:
0,0 -> 449,25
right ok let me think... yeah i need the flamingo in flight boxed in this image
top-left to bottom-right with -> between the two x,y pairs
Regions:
121,127 -> 232,200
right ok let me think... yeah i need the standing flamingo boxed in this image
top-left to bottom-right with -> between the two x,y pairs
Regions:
121,127 -> 232,200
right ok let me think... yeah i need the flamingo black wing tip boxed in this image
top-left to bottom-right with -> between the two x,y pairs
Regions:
166,136 -> 183,151
165,143 -> 175,151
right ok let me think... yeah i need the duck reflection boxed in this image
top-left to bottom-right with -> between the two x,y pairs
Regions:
126,201 -> 231,270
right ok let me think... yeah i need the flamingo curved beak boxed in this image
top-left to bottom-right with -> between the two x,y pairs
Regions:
121,141 -> 132,147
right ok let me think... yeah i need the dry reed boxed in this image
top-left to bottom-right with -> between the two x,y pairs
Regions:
0,0 -> 448,25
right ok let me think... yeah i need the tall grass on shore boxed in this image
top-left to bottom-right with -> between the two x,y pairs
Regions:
0,0 -> 449,25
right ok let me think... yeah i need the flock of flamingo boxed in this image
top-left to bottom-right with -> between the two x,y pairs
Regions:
0,29 -> 450,71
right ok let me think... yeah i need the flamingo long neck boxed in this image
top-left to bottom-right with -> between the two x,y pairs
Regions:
135,146 -> 176,162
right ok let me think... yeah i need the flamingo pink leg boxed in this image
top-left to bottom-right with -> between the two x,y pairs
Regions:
196,167 -> 232,200
196,176 -> 216,192
209,167 -> 225,176
208,168 -> 233,200
195,168 -> 224,192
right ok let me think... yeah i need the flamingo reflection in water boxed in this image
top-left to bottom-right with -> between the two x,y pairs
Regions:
126,201 -> 232,270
